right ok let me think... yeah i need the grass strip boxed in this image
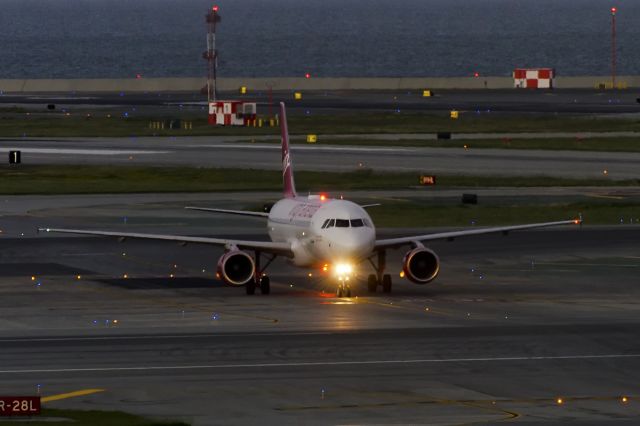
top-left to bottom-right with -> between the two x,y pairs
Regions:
0,166 -> 637,195
0,408 -> 188,426
2,111 -> 640,137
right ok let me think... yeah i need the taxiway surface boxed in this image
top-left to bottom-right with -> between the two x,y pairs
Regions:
0,193 -> 639,425
3,88 -> 640,114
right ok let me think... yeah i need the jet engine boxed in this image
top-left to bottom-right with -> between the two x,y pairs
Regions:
217,251 -> 255,286
402,247 -> 440,284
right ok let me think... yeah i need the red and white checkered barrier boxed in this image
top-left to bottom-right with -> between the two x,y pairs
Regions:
209,101 -> 257,126
513,68 -> 554,89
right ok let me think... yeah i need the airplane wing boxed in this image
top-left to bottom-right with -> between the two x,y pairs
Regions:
185,206 -> 270,218
38,227 -> 294,257
374,219 -> 581,249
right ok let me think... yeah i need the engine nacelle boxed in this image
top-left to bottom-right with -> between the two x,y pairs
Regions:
402,247 -> 440,284
217,251 -> 255,286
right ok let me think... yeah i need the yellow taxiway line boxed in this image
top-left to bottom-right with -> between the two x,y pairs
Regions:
42,388 -> 105,403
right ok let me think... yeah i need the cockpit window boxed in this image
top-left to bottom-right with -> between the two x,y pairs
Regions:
321,219 -> 330,229
363,218 -> 372,227
335,219 -> 350,228
350,219 -> 364,227
328,219 -> 335,228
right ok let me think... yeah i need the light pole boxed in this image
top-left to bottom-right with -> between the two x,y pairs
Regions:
204,5 -> 221,103
611,7 -> 617,89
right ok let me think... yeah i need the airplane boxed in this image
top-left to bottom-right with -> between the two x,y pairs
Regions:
39,102 -> 581,297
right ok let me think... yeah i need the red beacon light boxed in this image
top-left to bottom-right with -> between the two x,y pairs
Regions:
473,72 -> 480,78
213,5 -> 219,12
305,73 -> 311,79
611,7 -> 617,15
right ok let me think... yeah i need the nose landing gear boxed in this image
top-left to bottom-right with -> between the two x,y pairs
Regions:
336,282 -> 352,298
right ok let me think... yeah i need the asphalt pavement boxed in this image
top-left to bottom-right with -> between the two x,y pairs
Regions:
0,193 -> 639,425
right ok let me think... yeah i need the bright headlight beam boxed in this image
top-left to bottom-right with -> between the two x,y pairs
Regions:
334,263 -> 353,276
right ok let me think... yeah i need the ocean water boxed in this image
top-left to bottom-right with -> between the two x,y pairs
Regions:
1,0 -> 639,78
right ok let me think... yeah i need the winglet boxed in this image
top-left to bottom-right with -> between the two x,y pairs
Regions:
280,102 -> 297,198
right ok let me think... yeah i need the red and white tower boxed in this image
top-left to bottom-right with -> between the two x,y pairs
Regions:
204,5 -> 221,103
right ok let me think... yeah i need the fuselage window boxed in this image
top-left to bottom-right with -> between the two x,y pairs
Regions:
321,219 -> 330,229
335,219 -> 350,228
328,219 -> 335,228
350,219 -> 364,227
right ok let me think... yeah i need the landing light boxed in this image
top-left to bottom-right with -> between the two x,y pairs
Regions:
334,263 -> 353,276
320,194 -> 327,201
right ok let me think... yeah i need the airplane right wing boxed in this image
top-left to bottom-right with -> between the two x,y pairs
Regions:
38,227 -> 294,257
375,219 -> 581,250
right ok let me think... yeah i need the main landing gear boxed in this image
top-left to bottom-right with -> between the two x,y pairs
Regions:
336,283 -> 352,298
246,275 -> 270,295
246,251 -> 276,296
367,250 -> 392,294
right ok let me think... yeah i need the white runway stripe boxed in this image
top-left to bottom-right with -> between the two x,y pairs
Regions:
183,144 -> 412,153
1,353 -> 638,374
0,148 -> 168,155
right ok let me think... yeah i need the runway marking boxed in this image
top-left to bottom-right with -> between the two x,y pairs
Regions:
42,389 -> 105,403
0,331 -> 334,344
533,262 -> 639,268
278,396 -> 520,422
2,354 -> 638,375
0,148 -> 168,156
182,144 -> 412,153
586,193 -> 626,200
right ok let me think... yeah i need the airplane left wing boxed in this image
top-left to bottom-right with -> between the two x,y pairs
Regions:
38,228 -> 294,257
375,219 -> 581,249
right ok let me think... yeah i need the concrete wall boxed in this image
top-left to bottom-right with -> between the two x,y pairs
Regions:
0,76 -> 638,93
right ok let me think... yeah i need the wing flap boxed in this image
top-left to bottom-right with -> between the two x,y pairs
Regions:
375,219 -> 581,249
38,228 -> 293,256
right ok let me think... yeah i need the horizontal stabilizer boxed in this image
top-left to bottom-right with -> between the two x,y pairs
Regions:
185,207 -> 269,218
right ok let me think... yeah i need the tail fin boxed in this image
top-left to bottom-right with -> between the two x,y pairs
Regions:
279,102 -> 297,198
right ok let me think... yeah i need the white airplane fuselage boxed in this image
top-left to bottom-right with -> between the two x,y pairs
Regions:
267,197 -> 376,266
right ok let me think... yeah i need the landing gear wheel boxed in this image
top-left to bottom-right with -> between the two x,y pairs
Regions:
345,285 -> 352,298
336,285 -> 343,298
382,274 -> 392,293
367,274 -> 377,293
259,276 -> 271,295
246,279 -> 256,295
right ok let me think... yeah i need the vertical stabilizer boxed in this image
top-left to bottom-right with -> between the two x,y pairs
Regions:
279,102 -> 297,198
